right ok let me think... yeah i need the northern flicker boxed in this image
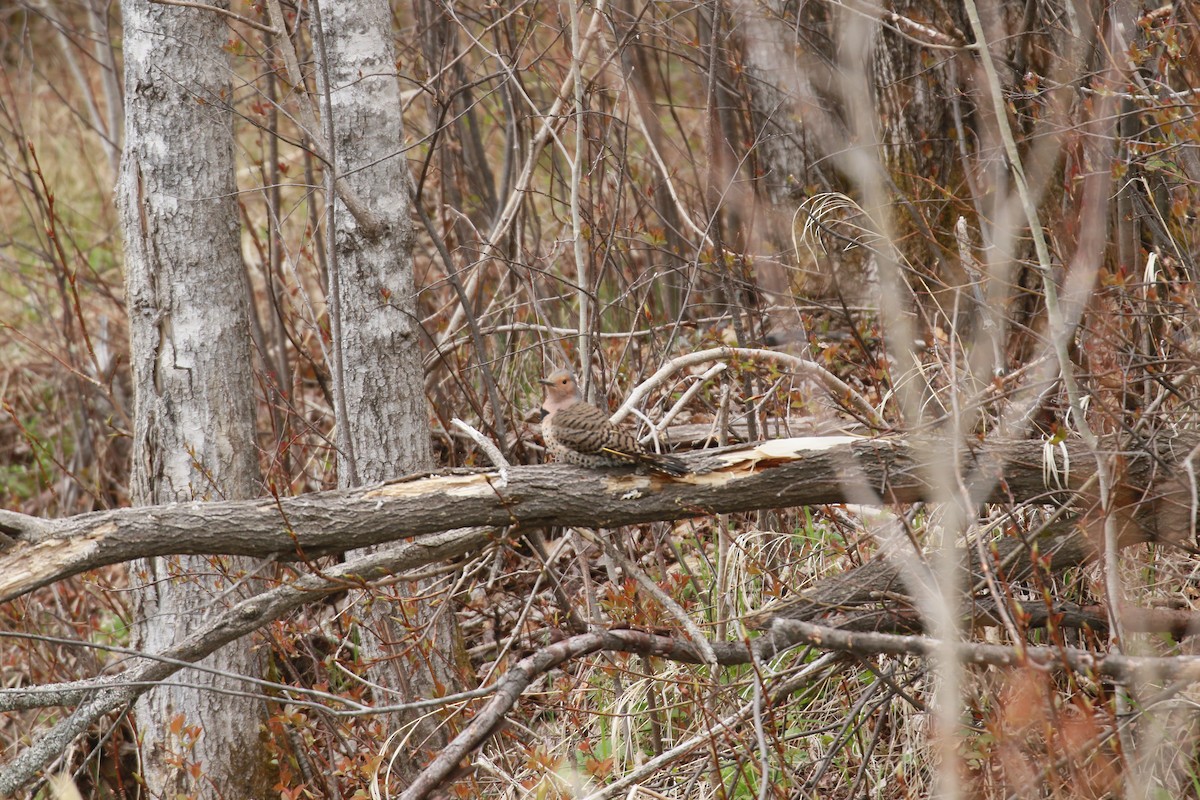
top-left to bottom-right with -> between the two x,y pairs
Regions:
539,370 -> 690,476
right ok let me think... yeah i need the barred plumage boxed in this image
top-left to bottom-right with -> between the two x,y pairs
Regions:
539,370 -> 690,477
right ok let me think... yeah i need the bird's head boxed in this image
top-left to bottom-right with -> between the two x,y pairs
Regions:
539,369 -> 581,411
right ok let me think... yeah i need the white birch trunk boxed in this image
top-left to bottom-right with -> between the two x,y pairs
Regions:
321,0 -> 431,482
117,0 -> 271,795
319,0 -> 459,765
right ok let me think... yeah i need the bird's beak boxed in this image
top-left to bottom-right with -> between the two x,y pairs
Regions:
538,378 -> 553,386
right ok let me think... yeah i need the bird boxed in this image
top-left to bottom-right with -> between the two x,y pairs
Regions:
539,369 -> 690,476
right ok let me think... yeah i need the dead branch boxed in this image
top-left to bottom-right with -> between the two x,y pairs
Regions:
401,600 -> 1200,799
0,434 -> 1186,604
762,617 -> 1200,684
0,530 -> 493,794
397,628 -> 753,800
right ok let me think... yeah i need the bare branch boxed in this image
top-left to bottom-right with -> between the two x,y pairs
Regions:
397,628 -> 753,800
763,617 -> 1200,685
1,434 -> 1182,603
147,0 -> 278,34
0,530 -> 494,795
613,346 -> 886,429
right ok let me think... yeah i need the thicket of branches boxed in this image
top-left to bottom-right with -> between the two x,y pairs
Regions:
3,0 -> 1200,798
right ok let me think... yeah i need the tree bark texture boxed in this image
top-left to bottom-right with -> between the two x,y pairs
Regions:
322,0 -> 430,484
318,0 -> 459,764
734,0 -> 829,207
116,0 -> 271,795
5,435 -> 1191,603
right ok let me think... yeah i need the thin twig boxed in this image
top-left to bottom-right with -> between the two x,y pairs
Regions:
614,346 -> 885,429
0,531 -> 494,795
148,0 -> 278,34
451,418 -> 508,487
262,0 -> 382,236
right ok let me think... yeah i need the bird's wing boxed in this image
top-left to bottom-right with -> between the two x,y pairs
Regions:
553,403 -> 640,455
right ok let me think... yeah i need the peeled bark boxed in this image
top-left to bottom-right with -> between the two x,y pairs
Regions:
116,0 -> 271,794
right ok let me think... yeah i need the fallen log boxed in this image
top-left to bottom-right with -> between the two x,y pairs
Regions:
0,434 -> 1187,604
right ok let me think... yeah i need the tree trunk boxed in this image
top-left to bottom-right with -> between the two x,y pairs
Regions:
735,0 -> 827,207
732,1 -> 967,302
116,0 -> 271,795
318,0 -> 462,768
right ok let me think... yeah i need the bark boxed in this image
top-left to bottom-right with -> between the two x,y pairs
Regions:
2,435 -> 1188,603
116,0 -> 271,795
318,0 -> 460,767
0,586 -> 741,795
321,0 -> 430,485
734,0 -> 830,206
401,616 -> 1200,800
727,2 -> 1039,301
730,0 -> 874,300
9,507 -> 1193,799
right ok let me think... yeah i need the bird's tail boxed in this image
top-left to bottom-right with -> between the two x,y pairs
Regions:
637,451 -> 690,477
598,446 -> 691,476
